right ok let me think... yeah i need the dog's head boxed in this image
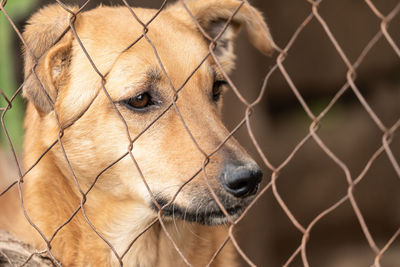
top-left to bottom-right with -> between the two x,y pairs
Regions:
22,0 -> 274,225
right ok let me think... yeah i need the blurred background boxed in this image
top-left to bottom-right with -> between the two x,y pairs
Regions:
0,0 -> 399,266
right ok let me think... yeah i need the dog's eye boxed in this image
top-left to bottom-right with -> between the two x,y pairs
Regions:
123,92 -> 153,110
212,80 -> 227,102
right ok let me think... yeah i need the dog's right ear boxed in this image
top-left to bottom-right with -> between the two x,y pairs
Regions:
22,5 -> 77,114
168,0 -> 274,73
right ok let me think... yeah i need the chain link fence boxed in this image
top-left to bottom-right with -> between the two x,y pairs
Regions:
0,0 -> 399,266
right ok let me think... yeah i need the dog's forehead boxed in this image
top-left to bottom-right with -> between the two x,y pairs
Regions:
80,6 -> 212,87
80,6 -> 208,54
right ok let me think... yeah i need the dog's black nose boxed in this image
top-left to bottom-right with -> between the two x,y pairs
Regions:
221,164 -> 263,198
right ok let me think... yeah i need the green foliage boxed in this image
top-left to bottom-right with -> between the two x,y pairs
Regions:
0,0 -> 37,151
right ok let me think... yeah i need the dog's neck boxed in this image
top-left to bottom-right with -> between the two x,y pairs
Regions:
107,209 -> 198,267
96,196 -> 196,267
89,191 -> 234,267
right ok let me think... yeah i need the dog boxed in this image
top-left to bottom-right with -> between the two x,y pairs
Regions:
0,0 -> 273,265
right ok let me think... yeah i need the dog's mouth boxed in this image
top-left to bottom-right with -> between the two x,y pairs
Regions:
151,196 -> 250,226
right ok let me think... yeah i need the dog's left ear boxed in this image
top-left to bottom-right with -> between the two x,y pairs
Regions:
22,5 -> 77,115
170,0 -> 274,65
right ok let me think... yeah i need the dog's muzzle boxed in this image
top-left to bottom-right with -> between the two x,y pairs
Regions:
151,162 -> 263,225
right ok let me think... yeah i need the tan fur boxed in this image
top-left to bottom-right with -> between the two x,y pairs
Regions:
0,1 -> 273,266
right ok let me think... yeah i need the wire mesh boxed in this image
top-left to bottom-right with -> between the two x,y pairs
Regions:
0,0 -> 399,266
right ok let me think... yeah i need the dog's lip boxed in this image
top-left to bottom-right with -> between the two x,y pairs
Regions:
164,204 -> 243,225
162,204 -> 242,218
150,197 -> 245,225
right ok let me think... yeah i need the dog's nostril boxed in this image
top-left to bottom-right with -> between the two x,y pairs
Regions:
222,164 -> 263,198
234,181 -> 248,190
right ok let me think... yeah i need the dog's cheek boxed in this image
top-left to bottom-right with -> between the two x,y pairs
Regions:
135,121 -> 222,204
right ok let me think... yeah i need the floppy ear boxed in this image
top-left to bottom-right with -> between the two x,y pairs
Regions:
170,0 -> 274,64
22,4 -> 77,114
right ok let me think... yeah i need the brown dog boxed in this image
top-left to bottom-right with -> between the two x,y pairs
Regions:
1,0 -> 273,266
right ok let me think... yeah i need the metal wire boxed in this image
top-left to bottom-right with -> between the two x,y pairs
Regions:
0,0 -> 399,266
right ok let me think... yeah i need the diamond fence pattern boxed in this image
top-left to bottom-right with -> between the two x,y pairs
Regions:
0,0 -> 399,266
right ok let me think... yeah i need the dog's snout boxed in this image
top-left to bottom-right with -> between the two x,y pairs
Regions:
221,163 -> 263,198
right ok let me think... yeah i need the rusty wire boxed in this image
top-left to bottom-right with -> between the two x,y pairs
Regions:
0,0 -> 399,266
